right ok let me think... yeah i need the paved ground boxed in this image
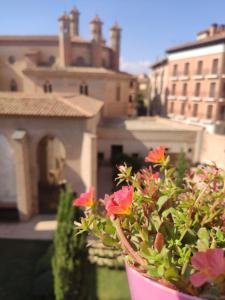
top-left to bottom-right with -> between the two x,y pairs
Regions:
0,215 -> 57,240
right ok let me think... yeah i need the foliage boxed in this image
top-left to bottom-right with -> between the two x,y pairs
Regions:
52,189 -> 88,300
75,147 -> 225,299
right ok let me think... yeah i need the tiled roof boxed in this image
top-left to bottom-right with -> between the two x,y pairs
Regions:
167,32 -> 225,53
0,35 -> 88,43
0,93 -> 103,118
24,66 -> 133,79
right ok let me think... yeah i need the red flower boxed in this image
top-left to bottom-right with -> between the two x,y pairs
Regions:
190,248 -> 225,287
145,146 -> 166,164
105,186 -> 134,216
73,187 -> 95,207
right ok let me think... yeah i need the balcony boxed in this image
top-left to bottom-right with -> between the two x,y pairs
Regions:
179,75 -> 189,81
168,95 -> 176,100
203,97 -> 216,102
192,74 -> 204,80
170,76 -> 179,81
205,74 -> 219,79
190,96 -> 201,101
178,96 -> 187,101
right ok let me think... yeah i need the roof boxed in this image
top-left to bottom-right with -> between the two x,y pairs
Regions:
0,35 -> 88,44
23,66 -> 134,79
150,58 -> 168,69
167,32 -> 225,53
0,93 -> 103,119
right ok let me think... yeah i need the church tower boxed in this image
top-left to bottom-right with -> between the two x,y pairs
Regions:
58,12 -> 71,67
70,6 -> 80,38
90,15 -> 103,43
110,23 -> 121,70
90,15 -> 103,67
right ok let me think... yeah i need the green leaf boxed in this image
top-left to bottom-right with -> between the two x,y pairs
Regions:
102,235 -> 117,247
157,195 -> 168,211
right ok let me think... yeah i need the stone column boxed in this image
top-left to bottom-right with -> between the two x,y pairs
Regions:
12,130 -> 33,221
81,132 -> 97,193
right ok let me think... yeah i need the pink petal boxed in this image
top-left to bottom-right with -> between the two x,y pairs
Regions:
206,249 -> 225,277
191,251 -> 208,270
190,272 -> 209,287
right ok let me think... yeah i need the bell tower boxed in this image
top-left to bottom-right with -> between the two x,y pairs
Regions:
110,22 -> 121,70
58,12 -> 71,67
70,6 -> 80,38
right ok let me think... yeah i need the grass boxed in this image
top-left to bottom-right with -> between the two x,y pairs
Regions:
0,239 -> 130,300
0,238 -> 51,300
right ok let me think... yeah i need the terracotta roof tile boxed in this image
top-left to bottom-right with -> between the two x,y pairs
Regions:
0,93 -> 103,118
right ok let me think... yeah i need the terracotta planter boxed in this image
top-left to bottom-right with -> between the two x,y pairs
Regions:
126,265 -> 202,300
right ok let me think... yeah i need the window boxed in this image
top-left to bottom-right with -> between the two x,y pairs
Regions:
222,82 -> 225,98
209,82 -> 216,98
182,83 -> 188,96
80,82 -> 88,95
180,102 -> 186,115
206,105 -> 213,119
48,56 -> 55,66
111,145 -> 123,160
129,95 -> 133,103
116,85 -> 121,101
172,83 -> 176,95
170,101 -> 174,113
10,79 -> 18,92
192,103 -> 198,117
220,105 -> 225,120
43,81 -> 52,93
173,64 -> 178,76
184,63 -> 189,75
196,61 -> 203,74
8,56 -> 16,64
130,80 -> 134,88
98,152 -> 104,162
195,82 -> 201,97
212,58 -> 219,74
75,56 -> 86,66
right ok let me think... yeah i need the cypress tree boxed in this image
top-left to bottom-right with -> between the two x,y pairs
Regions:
52,189 -> 88,300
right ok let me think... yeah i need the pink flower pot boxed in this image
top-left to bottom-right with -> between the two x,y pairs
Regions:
126,265 -> 202,300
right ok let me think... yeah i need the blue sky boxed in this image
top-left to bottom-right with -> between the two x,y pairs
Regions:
1,0 -> 225,74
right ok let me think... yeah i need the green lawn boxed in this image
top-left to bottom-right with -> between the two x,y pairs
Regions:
0,239 -> 130,300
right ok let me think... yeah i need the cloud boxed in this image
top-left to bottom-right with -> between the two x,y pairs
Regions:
120,58 -> 151,75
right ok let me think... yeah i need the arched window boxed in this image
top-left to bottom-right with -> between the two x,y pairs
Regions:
116,85 -> 121,101
10,79 -> 18,92
48,56 -> 55,66
43,81 -> 53,93
79,82 -> 88,95
74,56 -> 86,66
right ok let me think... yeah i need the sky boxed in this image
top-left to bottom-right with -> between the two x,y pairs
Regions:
1,0 -> 225,74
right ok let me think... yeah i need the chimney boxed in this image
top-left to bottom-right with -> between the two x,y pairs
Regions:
209,23 -> 218,36
70,6 -> 80,37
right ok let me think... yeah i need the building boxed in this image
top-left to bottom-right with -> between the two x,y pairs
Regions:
166,23 -> 225,133
0,7 -> 137,220
149,58 -> 168,116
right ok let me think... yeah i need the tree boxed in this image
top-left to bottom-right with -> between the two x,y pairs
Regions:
52,189 -> 88,300
176,151 -> 189,187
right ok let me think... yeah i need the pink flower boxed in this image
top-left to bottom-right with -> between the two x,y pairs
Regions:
190,248 -> 225,287
73,187 -> 95,207
145,146 -> 166,164
105,186 -> 134,216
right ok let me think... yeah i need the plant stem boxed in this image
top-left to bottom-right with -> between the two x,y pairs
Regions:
113,218 -> 147,266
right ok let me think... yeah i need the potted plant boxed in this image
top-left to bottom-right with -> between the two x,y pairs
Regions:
74,146 -> 225,300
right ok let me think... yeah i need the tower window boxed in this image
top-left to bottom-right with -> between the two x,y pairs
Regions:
80,82 -> 88,95
43,81 -> 53,93
10,79 -> 18,92
116,85 -> 121,101
8,56 -> 16,64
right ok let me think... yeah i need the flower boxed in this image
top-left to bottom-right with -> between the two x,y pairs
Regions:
190,248 -> 225,287
145,146 -> 166,164
73,187 -> 95,207
105,186 -> 134,216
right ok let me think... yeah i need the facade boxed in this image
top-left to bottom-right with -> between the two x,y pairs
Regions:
166,23 -> 225,133
149,58 -> 168,116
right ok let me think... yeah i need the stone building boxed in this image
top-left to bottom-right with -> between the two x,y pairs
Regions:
166,23 -> 225,133
0,7 -> 136,220
149,58 -> 168,116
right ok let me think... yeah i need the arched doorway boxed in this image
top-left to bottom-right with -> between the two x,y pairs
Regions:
0,135 -> 18,220
37,136 -> 66,213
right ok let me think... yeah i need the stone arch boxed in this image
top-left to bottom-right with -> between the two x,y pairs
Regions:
0,134 -> 17,219
37,135 -> 66,213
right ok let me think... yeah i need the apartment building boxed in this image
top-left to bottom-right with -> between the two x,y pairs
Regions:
166,23 -> 225,133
